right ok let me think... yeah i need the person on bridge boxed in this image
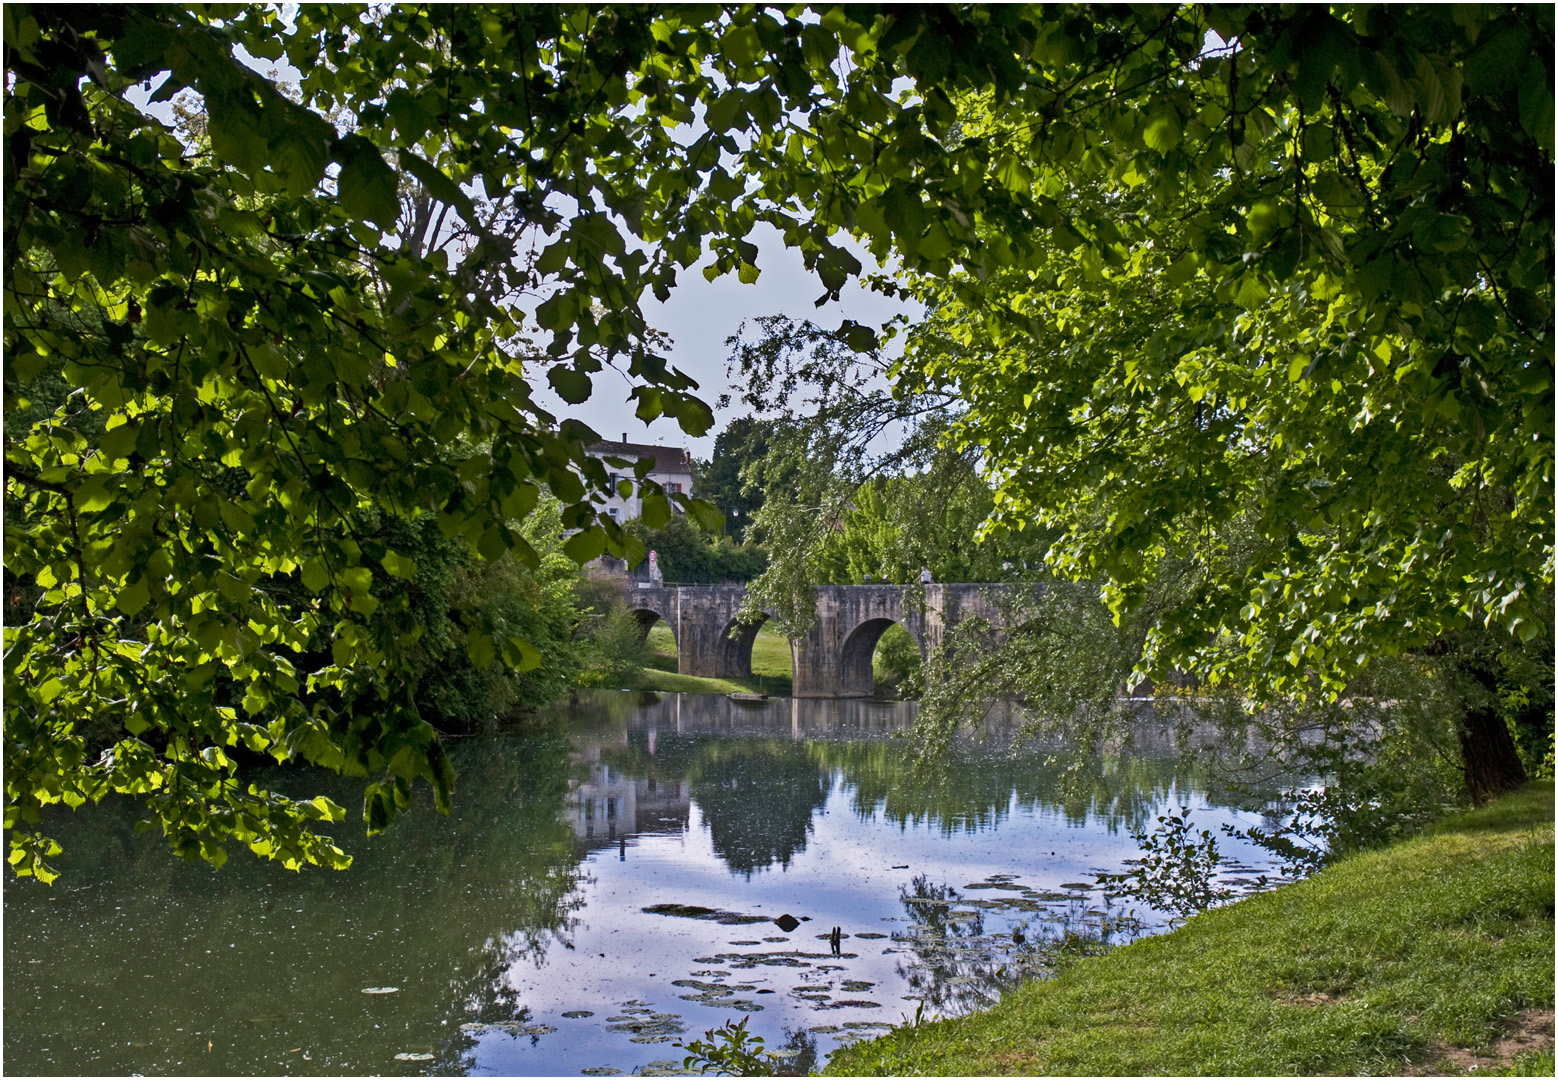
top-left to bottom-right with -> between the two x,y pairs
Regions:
920,566 -> 933,584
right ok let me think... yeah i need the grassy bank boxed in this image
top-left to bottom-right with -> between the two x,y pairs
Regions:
638,622 -> 795,697
827,784 -> 1555,1077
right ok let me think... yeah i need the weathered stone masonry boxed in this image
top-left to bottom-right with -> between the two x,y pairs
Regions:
627,583 -> 1013,698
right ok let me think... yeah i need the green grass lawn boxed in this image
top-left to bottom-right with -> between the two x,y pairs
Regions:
638,620 -> 794,697
827,784 -> 1556,1077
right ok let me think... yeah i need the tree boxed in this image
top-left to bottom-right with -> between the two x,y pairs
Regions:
6,5 -> 1549,886
4,3 -> 1071,878
891,5 -> 1552,803
697,417 -> 773,543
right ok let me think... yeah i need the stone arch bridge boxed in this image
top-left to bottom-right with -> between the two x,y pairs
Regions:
628,584 -> 1018,698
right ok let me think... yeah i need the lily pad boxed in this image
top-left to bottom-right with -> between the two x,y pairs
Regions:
460,1021 -> 557,1036
1058,882 -> 1093,891
641,903 -> 769,925
842,1022 -> 893,1031
580,1068 -> 622,1076
817,999 -> 881,1009
727,940 -> 762,946
840,981 -> 875,993
394,1051 -> 434,1061
361,987 -> 400,994
853,932 -> 888,939
561,1011 -> 594,1019
809,1025 -> 842,1034
606,1012 -> 685,1041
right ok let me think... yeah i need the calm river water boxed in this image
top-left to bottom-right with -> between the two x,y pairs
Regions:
4,691 -> 1293,1076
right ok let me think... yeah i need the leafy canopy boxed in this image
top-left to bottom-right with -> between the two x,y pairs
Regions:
894,4 -> 1553,700
2,3 -> 1163,878
5,4 -> 1550,881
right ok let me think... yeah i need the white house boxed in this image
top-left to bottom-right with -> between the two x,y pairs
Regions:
585,434 -> 695,523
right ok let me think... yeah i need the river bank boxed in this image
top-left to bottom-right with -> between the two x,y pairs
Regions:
825,784 -> 1555,1077
636,622 -> 796,697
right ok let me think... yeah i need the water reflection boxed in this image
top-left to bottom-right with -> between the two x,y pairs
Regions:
6,691 -> 1297,1078
4,731 -> 588,1077
690,741 -> 828,876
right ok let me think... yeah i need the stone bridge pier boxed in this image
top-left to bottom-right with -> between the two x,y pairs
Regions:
626,583 -> 1012,699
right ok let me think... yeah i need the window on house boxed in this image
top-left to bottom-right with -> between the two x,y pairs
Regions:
608,507 -> 621,521
665,482 -> 682,494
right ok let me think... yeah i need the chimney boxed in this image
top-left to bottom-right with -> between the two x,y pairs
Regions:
622,432 -> 628,443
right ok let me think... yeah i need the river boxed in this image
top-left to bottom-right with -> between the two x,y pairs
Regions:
3,691 -> 1297,1076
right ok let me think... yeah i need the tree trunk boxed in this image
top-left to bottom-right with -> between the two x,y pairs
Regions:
1455,656 -> 1529,805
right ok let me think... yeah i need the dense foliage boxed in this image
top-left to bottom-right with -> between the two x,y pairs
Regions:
695,417 -> 772,543
625,514 -> 768,585
891,5 -> 1552,802
5,4 -> 1550,881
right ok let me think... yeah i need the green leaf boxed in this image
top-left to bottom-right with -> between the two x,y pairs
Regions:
477,525 -> 510,562
116,577 -> 151,616
684,498 -> 725,535
500,482 -> 540,521
380,551 -> 416,578
550,366 -> 592,405
399,151 -> 476,221
466,628 -> 496,669
333,134 -> 400,226
641,492 -> 671,529
301,557 -> 331,594
563,527 -> 606,565
1519,56 -> 1555,155
1143,104 -> 1183,153
501,636 -> 542,671
672,396 -> 715,437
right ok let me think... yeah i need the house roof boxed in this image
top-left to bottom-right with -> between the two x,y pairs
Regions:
585,438 -> 694,475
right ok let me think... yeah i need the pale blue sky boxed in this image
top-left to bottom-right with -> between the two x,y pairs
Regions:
557,223 -> 921,458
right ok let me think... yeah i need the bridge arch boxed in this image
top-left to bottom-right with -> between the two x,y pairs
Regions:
628,605 -> 676,647
837,617 -> 923,698
718,611 -> 790,677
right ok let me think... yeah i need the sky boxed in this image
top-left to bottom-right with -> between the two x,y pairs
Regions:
560,224 -> 922,459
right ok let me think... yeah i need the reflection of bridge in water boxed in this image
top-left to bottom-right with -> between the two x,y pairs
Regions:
611,692 -> 1245,757
627,584 -> 1021,698
561,693 -> 1258,869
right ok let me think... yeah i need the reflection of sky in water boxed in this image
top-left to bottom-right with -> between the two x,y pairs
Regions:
471,694 -> 1290,1076
4,692 -> 1296,1078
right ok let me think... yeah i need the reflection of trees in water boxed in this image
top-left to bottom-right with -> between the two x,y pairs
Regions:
687,740 -> 828,877
567,731 -> 830,877
810,739 -> 1231,835
892,876 -> 1143,1018
892,875 -> 1005,1015
775,1025 -> 820,1075
4,727 -> 589,1078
